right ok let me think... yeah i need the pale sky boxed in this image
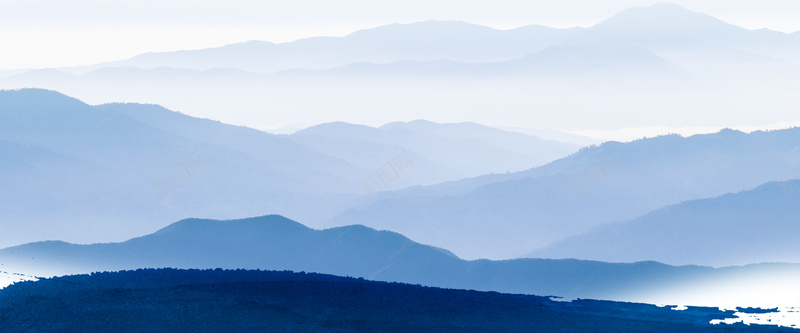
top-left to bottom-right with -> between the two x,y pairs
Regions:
1,0 -> 799,70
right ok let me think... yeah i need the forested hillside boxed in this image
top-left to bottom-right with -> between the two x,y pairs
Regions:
0,269 -> 788,332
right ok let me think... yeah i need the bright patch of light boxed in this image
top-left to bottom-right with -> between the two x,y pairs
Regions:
0,271 -> 38,289
711,308 -> 800,329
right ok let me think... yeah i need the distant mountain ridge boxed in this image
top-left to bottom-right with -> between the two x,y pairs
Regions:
532,179 -> 800,266
67,20 -> 583,74
0,89 -> 579,249
52,5 -> 800,75
565,3 -> 752,47
0,89 -> 365,248
287,119 -> 578,186
3,4 -> 799,132
328,127 -> 800,261
4,89 -> 799,267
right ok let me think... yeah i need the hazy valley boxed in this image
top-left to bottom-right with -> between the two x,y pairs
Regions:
2,2 -> 800,331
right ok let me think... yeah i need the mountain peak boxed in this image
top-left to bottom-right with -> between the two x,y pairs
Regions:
294,121 -> 381,137
0,88 -> 87,110
608,3 -> 714,22
149,215 -> 310,237
567,2 -> 745,47
0,89 -> 97,125
346,20 -> 499,39
379,119 -> 439,131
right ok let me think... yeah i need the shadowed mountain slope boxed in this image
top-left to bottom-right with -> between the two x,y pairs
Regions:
2,215 -> 799,308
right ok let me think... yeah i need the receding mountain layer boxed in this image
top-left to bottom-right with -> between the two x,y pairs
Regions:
2,4 -> 799,131
329,127 -> 800,260
0,89 -> 570,248
532,180 -> 800,266
2,215 -> 799,308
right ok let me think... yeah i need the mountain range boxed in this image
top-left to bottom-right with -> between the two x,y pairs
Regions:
2,3 -> 799,131
28,3 -> 800,76
531,180 -> 800,266
69,20 -> 585,74
0,88 -> 360,247
286,120 -> 578,186
0,89 -> 572,248
2,3 -> 799,330
2,214 -> 799,309
329,128 -> 800,261
3,89 -> 800,266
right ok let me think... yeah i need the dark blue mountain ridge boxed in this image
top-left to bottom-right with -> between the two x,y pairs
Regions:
3,214 -> 800,307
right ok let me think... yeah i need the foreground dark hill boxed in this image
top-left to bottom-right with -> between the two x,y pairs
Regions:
3,215 -> 799,307
329,128 -> 800,260
2,269 -> 783,333
533,180 -> 800,266
0,269 -> 790,332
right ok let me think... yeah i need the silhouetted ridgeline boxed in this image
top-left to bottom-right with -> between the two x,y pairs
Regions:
3,214 -> 800,307
0,269 -> 788,332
